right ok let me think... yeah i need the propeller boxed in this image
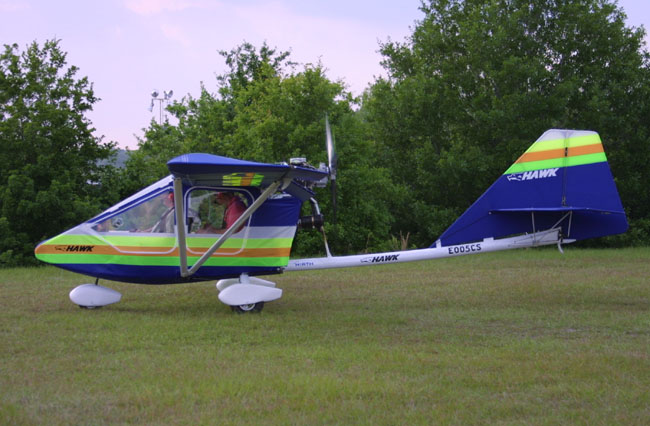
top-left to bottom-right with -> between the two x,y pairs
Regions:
325,113 -> 338,222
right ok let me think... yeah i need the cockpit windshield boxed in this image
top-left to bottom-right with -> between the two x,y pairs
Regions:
93,190 -> 175,233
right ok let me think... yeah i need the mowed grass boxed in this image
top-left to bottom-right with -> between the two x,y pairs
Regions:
1,248 -> 649,424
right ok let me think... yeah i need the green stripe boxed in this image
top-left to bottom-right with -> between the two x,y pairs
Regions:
200,257 -> 288,267
185,237 -> 293,249
525,133 -> 601,153
42,234 -> 293,249
504,153 -> 607,174
36,254 -> 288,267
46,234 -> 176,246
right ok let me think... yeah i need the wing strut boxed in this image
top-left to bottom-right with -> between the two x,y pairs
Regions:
173,178 -> 189,274
176,178 -> 287,278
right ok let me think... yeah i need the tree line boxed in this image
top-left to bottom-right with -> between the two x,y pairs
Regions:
2,0 -> 649,266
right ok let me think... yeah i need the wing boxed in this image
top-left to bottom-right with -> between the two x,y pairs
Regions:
167,153 -> 326,200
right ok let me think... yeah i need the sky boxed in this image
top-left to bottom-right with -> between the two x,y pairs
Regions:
1,0 -> 648,150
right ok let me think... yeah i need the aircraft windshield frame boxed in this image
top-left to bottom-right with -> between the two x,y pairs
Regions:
92,189 -> 175,234
88,176 -> 174,225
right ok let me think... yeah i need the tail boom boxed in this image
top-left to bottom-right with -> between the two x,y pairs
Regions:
286,228 -> 564,272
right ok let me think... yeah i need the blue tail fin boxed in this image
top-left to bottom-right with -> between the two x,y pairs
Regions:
433,129 -> 628,247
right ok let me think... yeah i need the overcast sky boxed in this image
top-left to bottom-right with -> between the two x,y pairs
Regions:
1,0 -> 648,150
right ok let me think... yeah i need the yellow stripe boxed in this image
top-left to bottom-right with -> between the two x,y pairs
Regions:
525,133 -> 601,153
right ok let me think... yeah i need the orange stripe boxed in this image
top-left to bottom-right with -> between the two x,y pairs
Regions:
240,172 -> 255,186
36,245 -> 290,258
515,143 -> 604,164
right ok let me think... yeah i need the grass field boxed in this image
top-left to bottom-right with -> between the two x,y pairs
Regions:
1,248 -> 649,424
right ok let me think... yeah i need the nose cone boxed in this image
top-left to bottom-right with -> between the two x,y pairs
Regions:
34,229 -> 112,279
34,231 -> 100,265
34,237 -> 55,264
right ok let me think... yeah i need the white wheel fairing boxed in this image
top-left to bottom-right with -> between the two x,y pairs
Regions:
69,284 -> 121,308
218,283 -> 282,307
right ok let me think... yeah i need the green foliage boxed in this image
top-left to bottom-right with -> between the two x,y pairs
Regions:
217,41 -> 296,99
122,123 -> 184,196
0,40 -> 116,265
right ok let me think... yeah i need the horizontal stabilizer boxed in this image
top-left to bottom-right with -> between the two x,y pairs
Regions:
490,207 -> 622,213
434,130 -> 628,246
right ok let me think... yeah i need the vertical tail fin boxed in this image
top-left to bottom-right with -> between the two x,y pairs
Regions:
434,129 -> 628,247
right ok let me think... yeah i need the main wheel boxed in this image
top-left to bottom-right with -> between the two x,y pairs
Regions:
231,302 -> 264,314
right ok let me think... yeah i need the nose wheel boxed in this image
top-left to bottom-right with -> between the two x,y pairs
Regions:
231,302 -> 265,313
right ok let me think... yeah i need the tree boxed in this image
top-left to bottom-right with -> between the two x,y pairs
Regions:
128,42 -> 405,255
0,40 -> 116,265
364,0 -> 650,246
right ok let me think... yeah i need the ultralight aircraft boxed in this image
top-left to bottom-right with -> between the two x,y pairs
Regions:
34,121 -> 628,312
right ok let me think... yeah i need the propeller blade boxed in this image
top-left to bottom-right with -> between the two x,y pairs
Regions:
325,113 -> 337,181
325,113 -> 338,222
